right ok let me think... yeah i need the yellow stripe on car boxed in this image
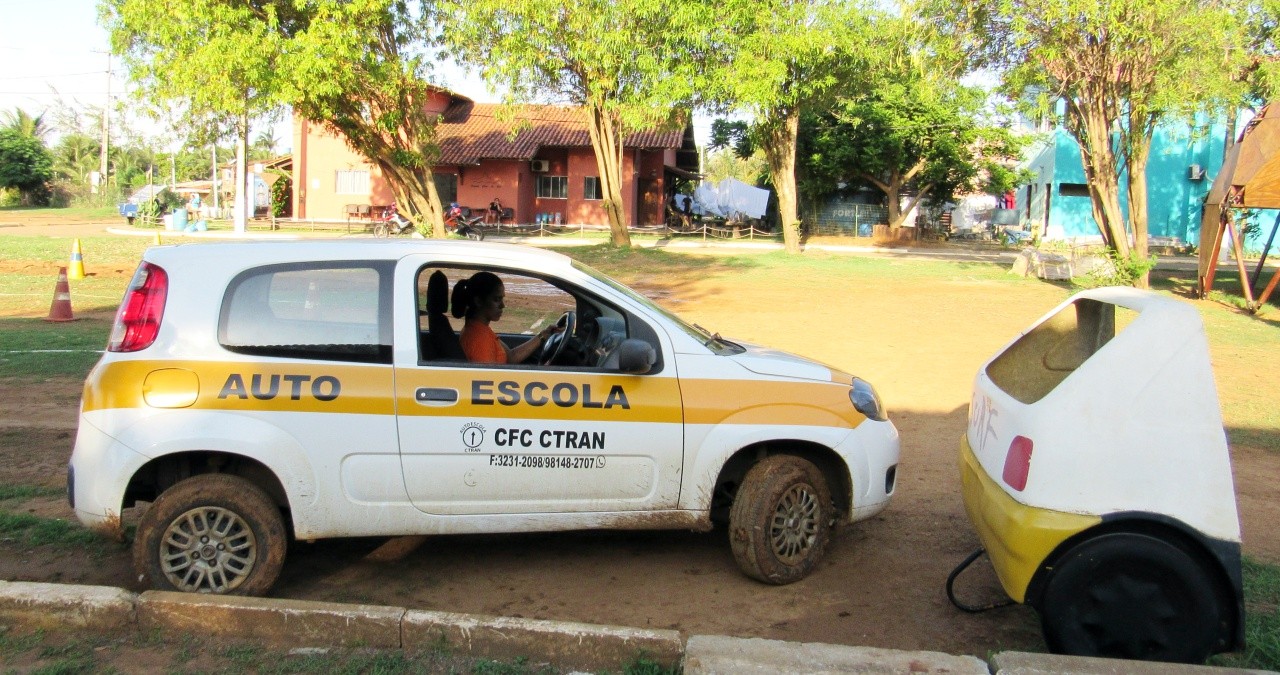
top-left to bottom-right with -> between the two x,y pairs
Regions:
959,435 -> 1099,603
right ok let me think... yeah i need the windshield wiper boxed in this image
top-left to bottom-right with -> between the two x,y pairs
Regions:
693,323 -> 722,347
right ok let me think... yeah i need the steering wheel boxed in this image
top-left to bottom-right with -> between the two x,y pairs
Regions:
540,310 -> 577,366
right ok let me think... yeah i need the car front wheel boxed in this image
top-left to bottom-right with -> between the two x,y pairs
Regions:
133,474 -> 287,596
729,455 -> 832,584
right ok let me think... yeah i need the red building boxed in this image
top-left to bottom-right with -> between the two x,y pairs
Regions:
291,89 -> 699,226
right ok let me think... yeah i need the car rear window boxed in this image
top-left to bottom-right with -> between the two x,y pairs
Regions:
985,298 -> 1136,404
219,263 -> 392,363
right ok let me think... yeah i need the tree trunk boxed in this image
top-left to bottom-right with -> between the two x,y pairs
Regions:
762,109 -> 801,253
885,181 -> 901,230
1068,100 -> 1130,258
233,110 -> 249,233
585,103 -> 631,247
377,159 -> 445,237
1223,107 -> 1238,161
1126,124 -> 1152,288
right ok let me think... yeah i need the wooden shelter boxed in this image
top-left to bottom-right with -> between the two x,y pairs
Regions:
1199,102 -> 1280,311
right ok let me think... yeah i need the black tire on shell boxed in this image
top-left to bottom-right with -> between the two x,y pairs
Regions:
1040,532 -> 1230,664
133,473 -> 287,596
729,455 -> 832,584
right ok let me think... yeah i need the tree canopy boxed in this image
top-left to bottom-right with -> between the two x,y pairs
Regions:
0,129 -> 55,205
705,0 -> 886,252
103,0 -> 452,234
919,0 -> 1247,285
797,71 -> 1026,229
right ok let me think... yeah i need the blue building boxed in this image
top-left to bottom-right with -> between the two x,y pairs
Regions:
1018,116 -> 1250,247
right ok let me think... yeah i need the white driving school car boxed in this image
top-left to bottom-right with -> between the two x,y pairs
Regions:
69,240 -> 899,595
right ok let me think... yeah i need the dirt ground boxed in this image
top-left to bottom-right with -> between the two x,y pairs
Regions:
3,221 -> 1279,662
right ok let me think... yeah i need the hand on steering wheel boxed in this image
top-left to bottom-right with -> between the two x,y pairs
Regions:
540,310 -> 576,365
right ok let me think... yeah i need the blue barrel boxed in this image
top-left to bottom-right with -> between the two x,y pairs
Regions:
171,208 -> 188,231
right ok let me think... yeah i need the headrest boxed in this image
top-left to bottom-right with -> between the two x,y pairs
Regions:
426,271 -> 449,315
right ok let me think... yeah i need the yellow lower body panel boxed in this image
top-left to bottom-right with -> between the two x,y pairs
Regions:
959,437 -> 1101,603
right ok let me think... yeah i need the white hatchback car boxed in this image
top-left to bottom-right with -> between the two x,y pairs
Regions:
69,240 -> 899,595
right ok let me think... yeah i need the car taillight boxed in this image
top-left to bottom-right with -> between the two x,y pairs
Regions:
1001,435 -> 1034,491
108,262 -> 168,352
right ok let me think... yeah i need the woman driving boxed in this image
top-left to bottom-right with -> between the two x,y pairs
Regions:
451,271 -> 561,364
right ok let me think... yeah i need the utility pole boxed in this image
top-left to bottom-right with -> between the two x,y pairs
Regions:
99,51 -> 111,192
211,143 -> 220,213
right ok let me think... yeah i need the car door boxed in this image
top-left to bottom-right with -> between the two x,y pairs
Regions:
392,256 -> 685,516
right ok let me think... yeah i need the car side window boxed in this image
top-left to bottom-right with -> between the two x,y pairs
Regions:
416,265 -> 633,369
220,263 -> 392,363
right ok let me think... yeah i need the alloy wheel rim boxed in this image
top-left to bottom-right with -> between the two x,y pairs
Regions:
769,484 -> 820,564
158,506 -> 257,593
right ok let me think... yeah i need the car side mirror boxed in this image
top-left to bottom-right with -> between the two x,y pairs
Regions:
616,339 -> 656,374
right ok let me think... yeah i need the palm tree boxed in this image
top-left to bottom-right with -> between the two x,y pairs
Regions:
3,108 -> 50,141
52,133 -> 101,184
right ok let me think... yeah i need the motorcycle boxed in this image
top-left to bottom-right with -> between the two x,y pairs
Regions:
372,204 -> 418,238
444,203 -> 486,241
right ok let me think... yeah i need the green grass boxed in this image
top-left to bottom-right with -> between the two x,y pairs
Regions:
1212,557 -> 1280,670
0,485 -> 64,501
0,627 -> 677,675
0,205 -> 119,220
0,511 -> 113,552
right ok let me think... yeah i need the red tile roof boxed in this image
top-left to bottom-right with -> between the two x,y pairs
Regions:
436,102 -> 686,165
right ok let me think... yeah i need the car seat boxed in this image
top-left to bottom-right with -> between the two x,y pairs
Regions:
423,271 -> 466,360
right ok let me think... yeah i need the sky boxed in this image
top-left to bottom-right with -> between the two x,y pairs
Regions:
0,2 -> 716,154
0,0 -> 501,153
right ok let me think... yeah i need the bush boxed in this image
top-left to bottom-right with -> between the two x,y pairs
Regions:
1075,249 -> 1158,287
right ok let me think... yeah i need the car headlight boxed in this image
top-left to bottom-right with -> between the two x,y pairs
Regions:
849,377 -> 887,421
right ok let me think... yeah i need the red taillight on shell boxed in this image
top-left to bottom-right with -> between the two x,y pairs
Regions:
1001,435 -> 1034,491
108,262 -> 168,353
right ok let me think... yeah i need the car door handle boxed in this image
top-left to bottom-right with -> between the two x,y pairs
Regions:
415,387 -> 458,405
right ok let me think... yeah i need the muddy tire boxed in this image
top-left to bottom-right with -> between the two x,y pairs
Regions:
133,474 -> 287,596
729,455 -> 832,584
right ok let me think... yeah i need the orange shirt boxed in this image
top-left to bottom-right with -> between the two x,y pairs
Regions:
460,319 -> 507,364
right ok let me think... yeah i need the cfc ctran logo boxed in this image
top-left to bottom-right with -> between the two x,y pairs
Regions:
461,422 -> 485,452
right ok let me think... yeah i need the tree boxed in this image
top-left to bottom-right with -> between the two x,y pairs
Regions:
106,0 -> 454,237
796,76 -> 1027,229
703,147 -> 769,186
3,108 -> 51,142
921,0 -> 1245,286
0,129 -> 54,205
707,0 -> 886,253
282,1 -> 452,237
104,0 -> 288,230
440,0 -> 717,246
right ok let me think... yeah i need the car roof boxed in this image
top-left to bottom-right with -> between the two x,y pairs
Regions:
143,239 -> 575,271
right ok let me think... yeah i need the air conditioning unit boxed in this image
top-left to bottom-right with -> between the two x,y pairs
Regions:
530,160 -> 550,173
1188,164 -> 1206,181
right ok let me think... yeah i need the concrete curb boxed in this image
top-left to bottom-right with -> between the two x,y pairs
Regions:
403,609 -> 683,672
682,635 -> 989,674
0,580 -> 1272,674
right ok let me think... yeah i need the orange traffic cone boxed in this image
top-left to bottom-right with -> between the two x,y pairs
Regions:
44,267 -> 78,322
68,239 -> 86,280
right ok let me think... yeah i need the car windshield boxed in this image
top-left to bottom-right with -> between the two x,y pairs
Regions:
571,260 -> 743,355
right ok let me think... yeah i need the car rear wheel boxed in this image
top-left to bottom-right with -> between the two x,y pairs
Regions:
1040,532 -> 1230,664
729,455 -> 832,584
133,474 -> 287,596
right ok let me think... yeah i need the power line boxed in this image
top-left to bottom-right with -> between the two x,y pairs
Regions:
0,71 -> 106,81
